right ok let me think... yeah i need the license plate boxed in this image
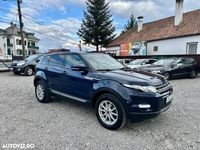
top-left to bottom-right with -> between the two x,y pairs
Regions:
166,95 -> 173,104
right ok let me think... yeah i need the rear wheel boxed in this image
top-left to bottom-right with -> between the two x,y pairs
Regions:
190,70 -> 197,79
25,66 -> 33,76
95,93 -> 126,130
35,81 -> 51,103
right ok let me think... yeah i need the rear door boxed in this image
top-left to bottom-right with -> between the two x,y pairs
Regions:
45,54 -> 67,93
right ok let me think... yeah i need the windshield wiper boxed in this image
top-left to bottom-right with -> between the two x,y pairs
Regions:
119,67 -> 132,70
97,69 -> 113,72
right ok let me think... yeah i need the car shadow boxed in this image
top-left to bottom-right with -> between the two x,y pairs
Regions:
49,96 -> 171,132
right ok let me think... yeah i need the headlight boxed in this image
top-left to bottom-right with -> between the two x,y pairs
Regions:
123,84 -> 157,93
151,70 -> 161,74
17,62 -> 25,66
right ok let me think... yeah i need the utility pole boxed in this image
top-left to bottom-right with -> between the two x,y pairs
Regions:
79,40 -> 82,52
17,0 -> 26,59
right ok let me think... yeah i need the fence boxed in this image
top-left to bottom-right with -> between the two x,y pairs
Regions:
0,59 -> 10,71
114,54 -> 200,68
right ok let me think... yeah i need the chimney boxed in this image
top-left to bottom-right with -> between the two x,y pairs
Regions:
137,16 -> 143,32
10,22 -> 14,26
175,0 -> 184,26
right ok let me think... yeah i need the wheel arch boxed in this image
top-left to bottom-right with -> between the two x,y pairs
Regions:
91,88 -> 129,113
34,71 -> 47,86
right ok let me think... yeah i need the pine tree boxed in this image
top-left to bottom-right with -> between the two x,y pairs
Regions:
77,0 -> 116,51
122,13 -> 137,34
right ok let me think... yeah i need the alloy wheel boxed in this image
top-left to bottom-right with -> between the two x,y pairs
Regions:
27,68 -> 33,76
98,100 -> 118,126
36,84 -> 45,100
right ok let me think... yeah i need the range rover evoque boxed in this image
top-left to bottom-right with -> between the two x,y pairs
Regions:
34,52 -> 173,130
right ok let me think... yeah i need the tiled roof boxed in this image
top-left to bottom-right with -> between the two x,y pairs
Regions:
108,9 -> 200,47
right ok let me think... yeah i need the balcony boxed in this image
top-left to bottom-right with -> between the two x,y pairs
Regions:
7,43 -> 13,47
28,45 -> 39,49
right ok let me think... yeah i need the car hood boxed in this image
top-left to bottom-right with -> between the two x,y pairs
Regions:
92,70 -> 166,86
140,65 -> 170,72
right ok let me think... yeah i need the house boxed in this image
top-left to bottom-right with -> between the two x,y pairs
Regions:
107,0 -> 200,56
0,22 -> 39,60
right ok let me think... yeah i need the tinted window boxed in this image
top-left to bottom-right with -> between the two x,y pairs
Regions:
25,55 -> 40,61
154,59 -> 175,67
40,56 -> 50,65
49,54 -> 66,67
66,54 -> 85,68
182,58 -> 195,65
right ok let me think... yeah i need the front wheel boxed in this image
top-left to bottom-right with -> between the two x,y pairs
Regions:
95,93 -> 127,130
190,70 -> 197,79
25,66 -> 34,76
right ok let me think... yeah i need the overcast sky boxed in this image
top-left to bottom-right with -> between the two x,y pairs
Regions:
0,0 -> 200,52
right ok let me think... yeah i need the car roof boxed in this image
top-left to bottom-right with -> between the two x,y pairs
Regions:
44,52 -> 104,56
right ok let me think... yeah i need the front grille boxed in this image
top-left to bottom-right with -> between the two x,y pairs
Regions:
155,82 -> 171,94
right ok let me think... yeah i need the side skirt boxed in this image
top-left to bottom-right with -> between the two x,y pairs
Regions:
50,89 -> 88,103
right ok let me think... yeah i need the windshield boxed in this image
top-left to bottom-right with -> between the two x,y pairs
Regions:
25,55 -> 40,61
82,53 -> 125,71
128,59 -> 144,65
154,59 -> 175,66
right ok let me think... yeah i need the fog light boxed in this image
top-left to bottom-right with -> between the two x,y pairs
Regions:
138,104 -> 151,109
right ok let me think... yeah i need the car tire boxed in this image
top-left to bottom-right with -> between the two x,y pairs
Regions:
25,66 -> 34,76
95,93 -> 127,130
164,72 -> 170,80
190,70 -> 197,79
35,81 -> 51,103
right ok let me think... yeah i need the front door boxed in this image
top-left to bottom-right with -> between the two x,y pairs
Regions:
64,54 -> 94,101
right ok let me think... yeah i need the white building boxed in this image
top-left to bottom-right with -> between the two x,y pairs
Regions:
0,22 -> 39,60
107,0 -> 200,56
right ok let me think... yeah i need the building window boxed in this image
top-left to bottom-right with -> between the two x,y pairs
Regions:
153,46 -> 158,52
16,39 -> 19,45
17,49 -> 22,56
7,48 -> 11,55
187,42 -> 198,54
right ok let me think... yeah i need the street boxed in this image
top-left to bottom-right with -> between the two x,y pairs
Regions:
0,72 -> 200,150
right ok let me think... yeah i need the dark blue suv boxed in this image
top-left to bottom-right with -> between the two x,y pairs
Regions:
34,52 -> 173,130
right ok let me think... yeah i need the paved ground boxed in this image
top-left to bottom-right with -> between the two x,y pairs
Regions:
0,72 -> 200,150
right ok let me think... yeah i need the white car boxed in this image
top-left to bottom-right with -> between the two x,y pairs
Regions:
127,59 -> 157,69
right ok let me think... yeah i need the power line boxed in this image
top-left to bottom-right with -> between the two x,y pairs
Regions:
0,7 -> 77,41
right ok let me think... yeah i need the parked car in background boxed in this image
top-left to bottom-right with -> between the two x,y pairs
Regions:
140,57 -> 199,80
127,59 -> 157,69
117,59 -> 133,65
34,52 -> 173,130
10,54 -> 43,76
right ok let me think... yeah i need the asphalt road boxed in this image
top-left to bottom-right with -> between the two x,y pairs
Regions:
0,72 -> 200,150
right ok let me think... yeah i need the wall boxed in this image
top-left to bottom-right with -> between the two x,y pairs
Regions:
0,36 -> 4,55
147,35 -> 200,55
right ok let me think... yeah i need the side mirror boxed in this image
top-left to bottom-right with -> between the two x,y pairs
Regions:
71,65 -> 88,72
36,59 -> 40,63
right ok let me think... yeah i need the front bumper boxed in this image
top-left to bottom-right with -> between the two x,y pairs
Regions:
9,66 -> 24,73
127,89 -> 173,120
